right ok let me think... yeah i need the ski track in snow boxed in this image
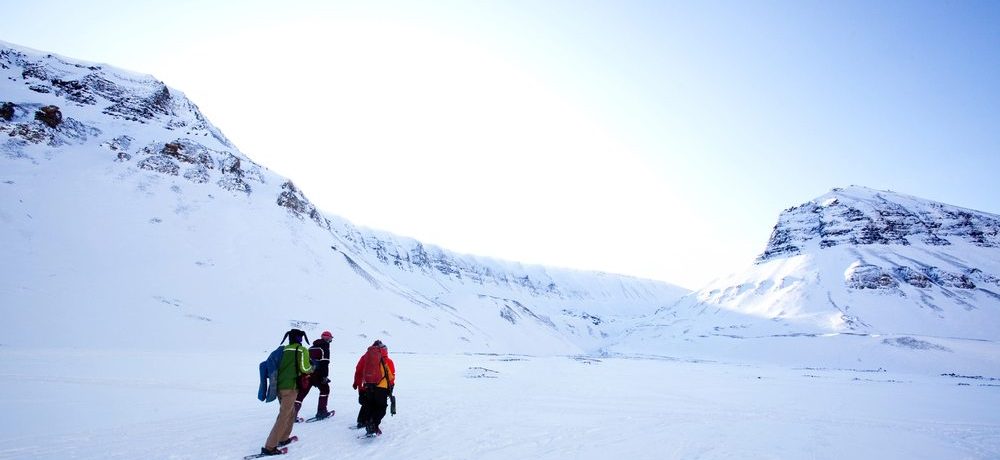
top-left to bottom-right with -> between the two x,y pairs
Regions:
0,350 -> 998,460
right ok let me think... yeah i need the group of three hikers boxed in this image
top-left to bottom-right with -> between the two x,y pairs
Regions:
260,328 -> 396,456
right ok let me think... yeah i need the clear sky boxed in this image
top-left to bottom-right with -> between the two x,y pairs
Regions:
4,0 -> 999,289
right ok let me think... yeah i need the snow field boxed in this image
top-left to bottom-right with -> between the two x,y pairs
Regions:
0,348 -> 997,459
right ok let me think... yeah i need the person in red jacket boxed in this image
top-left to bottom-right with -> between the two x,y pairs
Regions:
352,340 -> 396,436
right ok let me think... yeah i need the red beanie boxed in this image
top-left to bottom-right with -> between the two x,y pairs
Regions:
321,331 -> 333,339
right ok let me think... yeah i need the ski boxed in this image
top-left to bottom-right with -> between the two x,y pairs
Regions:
243,447 -> 288,459
304,410 -> 336,423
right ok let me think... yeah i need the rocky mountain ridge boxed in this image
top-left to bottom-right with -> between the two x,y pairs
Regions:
758,186 -> 1000,262
611,186 -> 1000,373
0,40 -> 687,353
755,186 -> 1000,304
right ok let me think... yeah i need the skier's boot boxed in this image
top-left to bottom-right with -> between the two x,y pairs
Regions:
260,447 -> 283,456
317,394 -> 329,417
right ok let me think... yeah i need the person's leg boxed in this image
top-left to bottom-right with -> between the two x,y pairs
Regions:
265,389 -> 297,449
316,380 -> 330,416
276,389 -> 299,442
369,387 -> 389,433
356,390 -> 368,428
293,380 -> 311,420
361,388 -> 381,434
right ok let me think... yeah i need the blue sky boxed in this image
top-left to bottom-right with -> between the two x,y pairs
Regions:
3,1 -> 999,288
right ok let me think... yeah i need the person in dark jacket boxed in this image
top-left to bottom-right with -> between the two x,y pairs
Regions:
294,330 -> 334,421
352,340 -> 396,436
261,329 -> 313,456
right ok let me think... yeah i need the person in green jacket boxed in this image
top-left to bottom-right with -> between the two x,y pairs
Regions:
261,329 -> 313,456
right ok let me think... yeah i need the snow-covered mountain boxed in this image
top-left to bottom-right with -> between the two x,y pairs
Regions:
0,40 -> 688,354
615,186 -> 1000,373
3,39 -> 998,376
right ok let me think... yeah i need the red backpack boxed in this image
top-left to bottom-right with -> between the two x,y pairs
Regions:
361,346 -> 385,385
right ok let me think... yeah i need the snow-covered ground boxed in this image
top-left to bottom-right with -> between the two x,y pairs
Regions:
0,347 -> 997,460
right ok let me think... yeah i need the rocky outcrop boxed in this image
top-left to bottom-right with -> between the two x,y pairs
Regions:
161,141 -> 212,167
138,155 -> 180,175
14,50 -> 172,123
758,187 -> 1000,263
0,104 -> 97,148
894,266 -> 932,288
128,139 -> 262,195
1,44 -> 231,147
277,181 -> 329,228
102,135 -> 133,161
51,78 -> 96,105
34,105 -> 62,128
924,267 -> 976,289
1,41 -> 280,212
138,140 -> 208,177
217,154 -> 252,194
103,83 -> 174,123
845,262 -> 899,290
0,102 -> 14,121
1,122 -> 52,145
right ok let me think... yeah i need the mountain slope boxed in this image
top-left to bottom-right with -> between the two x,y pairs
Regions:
614,186 -> 1000,373
0,40 -> 687,354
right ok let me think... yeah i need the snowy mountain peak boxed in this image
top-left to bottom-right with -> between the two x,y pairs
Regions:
757,185 -> 1000,263
0,40 -> 231,147
615,186 -> 1000,372
0,40 -> 688,354
0,41 -> 274,199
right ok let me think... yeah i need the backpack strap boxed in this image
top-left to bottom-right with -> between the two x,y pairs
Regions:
295,346 -> 309,390
380,357 -> 393,393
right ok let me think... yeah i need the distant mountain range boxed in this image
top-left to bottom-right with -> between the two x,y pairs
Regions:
2,41 -> 997,374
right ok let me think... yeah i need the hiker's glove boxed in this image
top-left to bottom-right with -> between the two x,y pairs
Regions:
352,383 -> 358,390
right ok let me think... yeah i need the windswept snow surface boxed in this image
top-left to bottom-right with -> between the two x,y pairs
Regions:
0,348 -> 998,460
